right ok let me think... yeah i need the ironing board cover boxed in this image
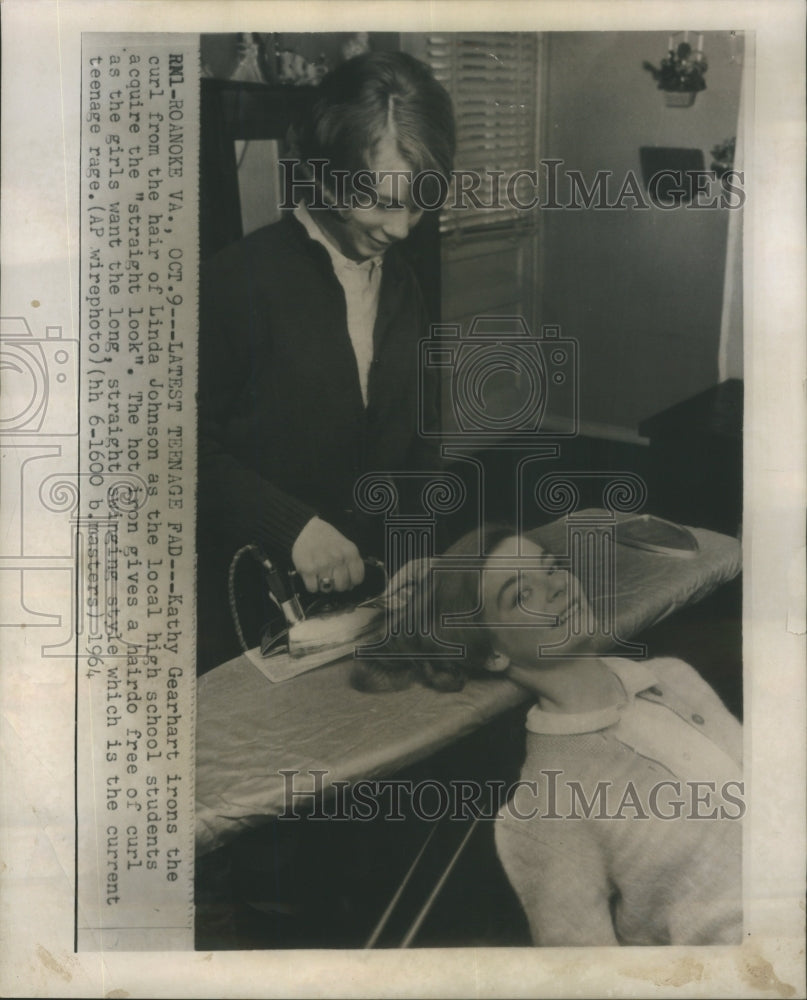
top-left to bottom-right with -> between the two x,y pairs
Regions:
196,513 -> 741,856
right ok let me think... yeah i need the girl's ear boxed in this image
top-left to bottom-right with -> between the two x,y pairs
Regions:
484,650 -> 511,674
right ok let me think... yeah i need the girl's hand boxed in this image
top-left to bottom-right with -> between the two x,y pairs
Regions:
291,516 -> 366,594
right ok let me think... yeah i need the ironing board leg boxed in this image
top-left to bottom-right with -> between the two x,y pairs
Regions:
363,822 -> 439,948
400,818 -> 480,948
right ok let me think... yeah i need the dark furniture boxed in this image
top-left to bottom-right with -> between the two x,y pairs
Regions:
639,378 -> 743,537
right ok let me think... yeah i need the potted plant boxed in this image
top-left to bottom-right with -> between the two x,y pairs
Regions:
643,40 -> 708,107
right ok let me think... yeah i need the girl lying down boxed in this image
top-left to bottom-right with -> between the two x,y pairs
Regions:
352,524 -> 743,947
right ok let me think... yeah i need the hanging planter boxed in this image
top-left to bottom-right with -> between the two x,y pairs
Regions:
643,35 -> 707,108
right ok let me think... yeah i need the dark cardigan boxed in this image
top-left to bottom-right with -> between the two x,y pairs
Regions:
195,215 -> 442,668
197,213 -> 441,561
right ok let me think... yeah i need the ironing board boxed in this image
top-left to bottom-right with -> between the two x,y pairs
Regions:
196,513 -> 741,857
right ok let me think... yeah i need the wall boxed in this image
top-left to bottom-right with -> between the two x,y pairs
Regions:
540,31 -> 744,436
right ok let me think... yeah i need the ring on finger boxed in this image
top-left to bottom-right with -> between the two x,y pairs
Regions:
319,576 -> 334,593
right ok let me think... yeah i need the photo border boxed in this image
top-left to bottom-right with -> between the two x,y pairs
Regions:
1,1 -> 804,996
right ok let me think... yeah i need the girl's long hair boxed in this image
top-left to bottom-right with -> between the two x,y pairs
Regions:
351,523 -> 515,693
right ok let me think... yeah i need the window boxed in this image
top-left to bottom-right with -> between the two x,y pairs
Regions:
418,33 -> 541,234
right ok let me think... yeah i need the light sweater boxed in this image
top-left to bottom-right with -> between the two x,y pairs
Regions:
494,657 -> 743,946
294,203 -> 383,406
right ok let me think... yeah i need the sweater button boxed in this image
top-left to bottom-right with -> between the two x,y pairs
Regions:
691,713 -> 705,725
648,686 -> 663,697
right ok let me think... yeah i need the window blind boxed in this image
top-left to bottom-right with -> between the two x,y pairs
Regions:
424,33 -> 539,235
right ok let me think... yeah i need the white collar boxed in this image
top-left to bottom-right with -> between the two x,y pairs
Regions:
524,659 -> 659,736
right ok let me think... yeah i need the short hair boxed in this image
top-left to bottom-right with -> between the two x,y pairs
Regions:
351,523 -> 515,694
297,50 -> 456,200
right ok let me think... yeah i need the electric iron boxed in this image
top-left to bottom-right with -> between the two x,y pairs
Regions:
224,547 -> 388,680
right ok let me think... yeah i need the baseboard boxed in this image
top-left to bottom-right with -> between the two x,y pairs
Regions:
539,416 -> 651,447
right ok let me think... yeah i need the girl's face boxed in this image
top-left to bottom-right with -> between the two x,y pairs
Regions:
328,131 -> 424,261
481,536 -> 592,667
